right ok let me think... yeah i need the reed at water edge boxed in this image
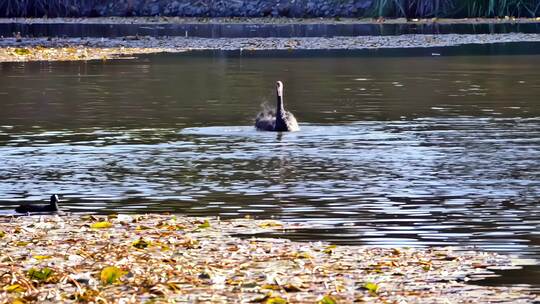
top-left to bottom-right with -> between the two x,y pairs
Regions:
371,0 -> 540,18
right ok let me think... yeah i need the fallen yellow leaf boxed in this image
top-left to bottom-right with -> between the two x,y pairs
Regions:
13,48 -> 31,56
258,221 -> 283,228
363,282 -> 379,294
33,255 -> 52,260
90,221 -> 112,229
293,252 -> 313,259
198,219 -> 211,229
318,295 -> 337,304
28,267 -> 54,281
100,266 -> 125,285
265,296 -> 288,304
323,245 -> 337,254
261,284 -> 281,290
4,284 -> 25,293
132,238 -> 150,249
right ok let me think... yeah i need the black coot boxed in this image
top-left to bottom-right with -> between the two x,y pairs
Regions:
15,194 -> 60,213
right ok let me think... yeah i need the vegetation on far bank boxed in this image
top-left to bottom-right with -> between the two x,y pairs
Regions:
0,0 -> 538,19
372,0 -> 540,18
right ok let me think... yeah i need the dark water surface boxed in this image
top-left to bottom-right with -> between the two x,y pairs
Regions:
2,22 -> 540,38
0,48 -> 539,290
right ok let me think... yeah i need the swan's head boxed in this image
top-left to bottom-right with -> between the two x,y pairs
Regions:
276,81 -> 283,97
50,194 -> 59,204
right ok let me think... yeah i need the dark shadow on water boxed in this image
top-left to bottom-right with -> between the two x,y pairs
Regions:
477,266 -> 540,294
1,22 -> 540,38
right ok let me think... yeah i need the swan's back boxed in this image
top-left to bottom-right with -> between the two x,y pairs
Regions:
255,110 -> 276,131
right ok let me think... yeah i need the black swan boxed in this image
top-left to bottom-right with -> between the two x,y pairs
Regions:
15,194 -> 59,213
255,81 -> 299,132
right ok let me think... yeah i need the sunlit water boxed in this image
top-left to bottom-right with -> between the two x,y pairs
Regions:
0,47 -> 539,290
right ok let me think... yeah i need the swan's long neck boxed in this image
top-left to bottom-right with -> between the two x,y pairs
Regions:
276,94 -> 285,116
274,88 -> 288,131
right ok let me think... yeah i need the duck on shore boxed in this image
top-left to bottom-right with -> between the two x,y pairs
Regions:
15,194 -> 60,213
255,81 -> 299,132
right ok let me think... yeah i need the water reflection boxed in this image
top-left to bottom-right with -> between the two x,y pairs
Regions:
0,50 -> 539,290
0,121 -> 538,249
1,22 -> 540,38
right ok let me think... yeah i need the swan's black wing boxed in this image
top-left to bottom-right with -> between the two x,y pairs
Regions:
255,111 -> 276,131
284,111 -> 300,131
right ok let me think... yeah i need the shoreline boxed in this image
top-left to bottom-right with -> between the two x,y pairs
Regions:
1,17 -> 540,25
1,33 -> 540,63
0,213 -> 537,303
2,16 -> 539,63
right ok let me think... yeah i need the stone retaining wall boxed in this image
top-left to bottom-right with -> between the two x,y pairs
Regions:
1,0 -> 374,18
0,0 -> 538,18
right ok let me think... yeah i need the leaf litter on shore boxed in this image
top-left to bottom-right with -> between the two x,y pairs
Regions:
0,214 -> 537,303
1,33 -> 540,63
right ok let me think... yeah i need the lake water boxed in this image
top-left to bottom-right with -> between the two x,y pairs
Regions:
0,46 -> 539,290
1,22 -> 540,38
